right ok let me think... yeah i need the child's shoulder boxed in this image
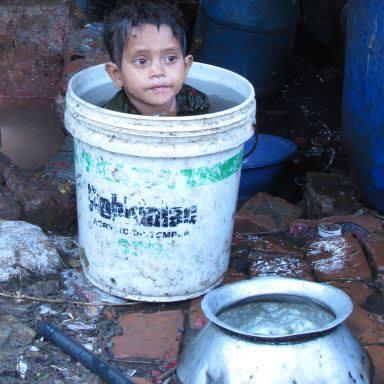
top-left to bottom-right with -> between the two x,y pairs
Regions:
176,84 -> 210,116
104,89 -> 139,114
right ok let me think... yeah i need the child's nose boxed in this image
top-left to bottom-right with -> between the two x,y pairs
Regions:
150,59 -> 165,77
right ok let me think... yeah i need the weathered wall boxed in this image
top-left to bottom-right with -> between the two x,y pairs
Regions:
0,0 -> 76,106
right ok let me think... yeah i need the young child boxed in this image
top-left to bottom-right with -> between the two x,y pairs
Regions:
103,0 -> 209,116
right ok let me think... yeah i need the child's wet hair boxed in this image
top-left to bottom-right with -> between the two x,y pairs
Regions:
103,0 -> 188,68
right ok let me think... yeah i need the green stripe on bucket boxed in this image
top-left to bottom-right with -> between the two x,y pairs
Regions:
76,146 -> 242,188
180,150 -> 243,187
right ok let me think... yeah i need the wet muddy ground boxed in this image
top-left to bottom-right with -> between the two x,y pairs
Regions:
258,33 -> 347,203
0,273 -> 128,384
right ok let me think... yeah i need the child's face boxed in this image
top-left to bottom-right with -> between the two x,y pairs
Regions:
106,23 -> 193,115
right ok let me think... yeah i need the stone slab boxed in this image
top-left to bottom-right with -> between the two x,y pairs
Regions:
249,255 -> 314,281
305,235 -> 371,281
235,192 -> 301,234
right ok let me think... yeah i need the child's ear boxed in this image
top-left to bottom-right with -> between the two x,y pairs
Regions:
105,62 -> 123,88
183,54 -> 193,79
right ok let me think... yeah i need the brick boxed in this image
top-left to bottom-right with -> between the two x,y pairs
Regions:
362,233 -> 384,274
188,297 -> 207,329
330,281 -> 384,345
112,310 -> 184,361
231,235 -> 305,275
249,255 -> 314,281
305,235 -> 371,281
231,237 -> 304,261
234,192 -> 301,234
242,235 -> 304,257
365,345 -> 384,384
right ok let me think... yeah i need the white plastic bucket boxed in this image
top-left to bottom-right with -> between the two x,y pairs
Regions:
65,62 -> 255,302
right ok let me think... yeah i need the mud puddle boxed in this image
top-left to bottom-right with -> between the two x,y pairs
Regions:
0,104 -> 65,171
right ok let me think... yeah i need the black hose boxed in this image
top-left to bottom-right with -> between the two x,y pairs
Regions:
36,321 -> 134,384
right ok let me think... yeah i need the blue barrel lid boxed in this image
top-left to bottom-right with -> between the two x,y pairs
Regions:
242,133 -> 297,169
200,0 -> 300,33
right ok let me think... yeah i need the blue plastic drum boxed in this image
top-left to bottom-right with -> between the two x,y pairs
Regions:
343,0 -> 384,212
193,0 -> 300,96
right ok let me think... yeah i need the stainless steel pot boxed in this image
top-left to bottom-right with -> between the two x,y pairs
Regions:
177,277 -> 371,384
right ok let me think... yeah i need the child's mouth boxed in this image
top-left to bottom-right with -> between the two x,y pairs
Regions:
148,85 -> 171,92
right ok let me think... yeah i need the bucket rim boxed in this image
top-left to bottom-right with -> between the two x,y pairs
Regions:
65,62 -> 255,156
66,62 -> 255,129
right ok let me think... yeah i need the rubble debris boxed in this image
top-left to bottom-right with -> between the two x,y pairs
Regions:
0,185 -> 22,220
49,234 -> 79,267
0,315 -> 36,358
0,220 -> 61,282
62,269 -> 128,305
235,192 -> 302,234
43,136 -> 76,183
2,165 -> 76,233
27,280 -> 61,298
302,172 -> 362,219
17,355 -> 28,380
37,321 -> 134,384
40,305 -> 57,316
66,321 -> 95,332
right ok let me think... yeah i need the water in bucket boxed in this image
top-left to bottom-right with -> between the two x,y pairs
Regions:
81,78 -> 241,113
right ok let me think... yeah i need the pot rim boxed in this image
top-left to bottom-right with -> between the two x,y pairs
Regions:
201,277 -> 353,341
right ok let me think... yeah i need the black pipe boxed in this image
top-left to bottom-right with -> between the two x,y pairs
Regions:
36,321 -> 134,384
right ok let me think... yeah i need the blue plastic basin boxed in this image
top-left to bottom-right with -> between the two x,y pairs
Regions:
239,134 -> 297,201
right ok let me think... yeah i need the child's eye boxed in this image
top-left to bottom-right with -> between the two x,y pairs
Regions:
133,58 -> 148,65
165,55 -> 177,64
